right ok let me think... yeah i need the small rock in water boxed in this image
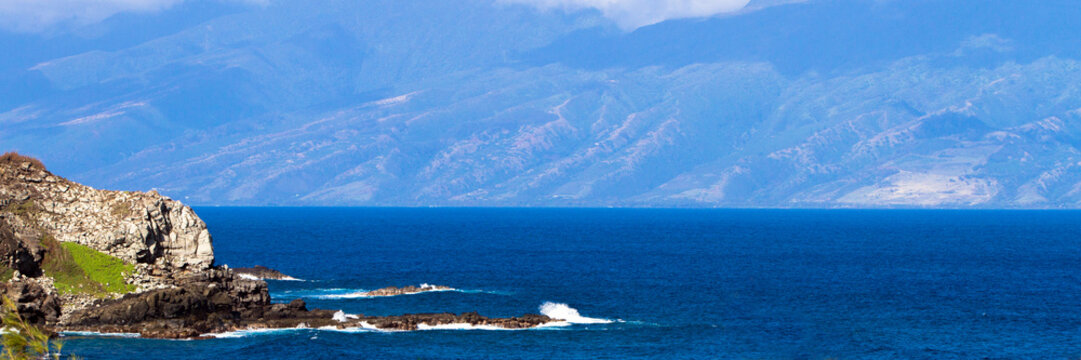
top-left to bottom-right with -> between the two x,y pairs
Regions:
231,265 -> 299,281
362,284 -> 455,297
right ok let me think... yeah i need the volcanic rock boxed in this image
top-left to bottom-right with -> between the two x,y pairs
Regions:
231,265 -> 299,281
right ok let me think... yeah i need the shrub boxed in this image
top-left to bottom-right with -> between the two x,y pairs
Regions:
0,296 -> 72,360
0,152 -> 45,171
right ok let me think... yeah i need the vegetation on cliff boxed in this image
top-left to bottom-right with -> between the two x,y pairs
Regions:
40,236 -> 134,296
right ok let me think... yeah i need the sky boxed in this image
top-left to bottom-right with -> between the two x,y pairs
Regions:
0,0 -> 753,32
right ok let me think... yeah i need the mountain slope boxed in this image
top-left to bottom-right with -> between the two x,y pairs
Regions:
3,0 -> 1081,207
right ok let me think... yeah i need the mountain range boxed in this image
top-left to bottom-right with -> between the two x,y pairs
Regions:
4,0 -> 1081,207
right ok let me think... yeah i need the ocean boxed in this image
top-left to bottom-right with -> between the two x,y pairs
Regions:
61,208 -> 1081,359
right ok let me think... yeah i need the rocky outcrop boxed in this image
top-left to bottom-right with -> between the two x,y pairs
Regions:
59,269 -> 553,337
0,218 -> 43,277
231,265 -> 299,281
59,268 -> 272,338
0,156 -> 213,271
359,312 -> 554,331
363,284 -> 455,297
0,154 -> 559,337
0,280 -> 61,325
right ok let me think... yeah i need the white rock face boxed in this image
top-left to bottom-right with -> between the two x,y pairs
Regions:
0,160 -> 214,270
838,171 -> 998,207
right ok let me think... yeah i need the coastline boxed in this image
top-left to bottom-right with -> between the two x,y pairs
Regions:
0,155 -> 563,339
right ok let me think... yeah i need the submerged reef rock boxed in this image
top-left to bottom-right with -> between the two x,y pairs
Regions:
0,153 -> 558,338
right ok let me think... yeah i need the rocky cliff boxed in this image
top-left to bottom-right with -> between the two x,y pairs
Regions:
0,155 -> 213,271
0,153 -> 556,337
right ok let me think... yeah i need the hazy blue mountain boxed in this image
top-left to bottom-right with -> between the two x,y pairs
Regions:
4,0 -> 1081,207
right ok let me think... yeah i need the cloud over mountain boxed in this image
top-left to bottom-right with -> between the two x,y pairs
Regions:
0,0 -> 177,31
503,0 -> 751,29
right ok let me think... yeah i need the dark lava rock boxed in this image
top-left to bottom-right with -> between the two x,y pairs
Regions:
360,312 -> 555,331
0,280 -> 60,324
0,216 -> 43,277
231,265 -> 297,280
363,284 -> 454,297
58,270 -> 558,338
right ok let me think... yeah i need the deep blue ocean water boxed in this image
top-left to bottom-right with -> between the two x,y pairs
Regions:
61,208 -> 1081,359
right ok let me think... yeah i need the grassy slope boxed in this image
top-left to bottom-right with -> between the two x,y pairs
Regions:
40,236 -> 136,296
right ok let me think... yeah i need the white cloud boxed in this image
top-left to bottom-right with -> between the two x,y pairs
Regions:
0,0 -> 266,33
503,0 -> 752,30
956,34 -> 1014,54
0,0 -> 182,32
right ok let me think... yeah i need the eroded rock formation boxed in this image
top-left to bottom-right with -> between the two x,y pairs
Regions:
0,157 -> 213,271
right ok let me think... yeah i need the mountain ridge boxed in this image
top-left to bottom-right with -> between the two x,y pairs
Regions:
4,0 -> 1081,208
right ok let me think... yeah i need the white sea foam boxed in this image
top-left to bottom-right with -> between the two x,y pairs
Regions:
59,331 -> 140,338
203,328 -> 298,339
202,323 -> 390,338
332,310 -> 360,323
202,323 -> 318,338
320,321 -> 402,333
315,325 -> 378,333
270,288 -> 358,299
316,290 -> 374,299
538,302 -> 613,324
237,273 -> 304,281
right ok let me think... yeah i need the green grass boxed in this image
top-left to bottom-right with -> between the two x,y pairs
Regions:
0,267 -> 13,281
40,236 -> 136,296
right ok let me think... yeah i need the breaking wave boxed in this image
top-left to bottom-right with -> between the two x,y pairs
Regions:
539,302 -> 614,324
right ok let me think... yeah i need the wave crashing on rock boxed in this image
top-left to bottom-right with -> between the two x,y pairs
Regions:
539,302 -> 614,324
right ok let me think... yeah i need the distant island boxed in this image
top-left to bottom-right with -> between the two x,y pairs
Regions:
0,152 -> 559,338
